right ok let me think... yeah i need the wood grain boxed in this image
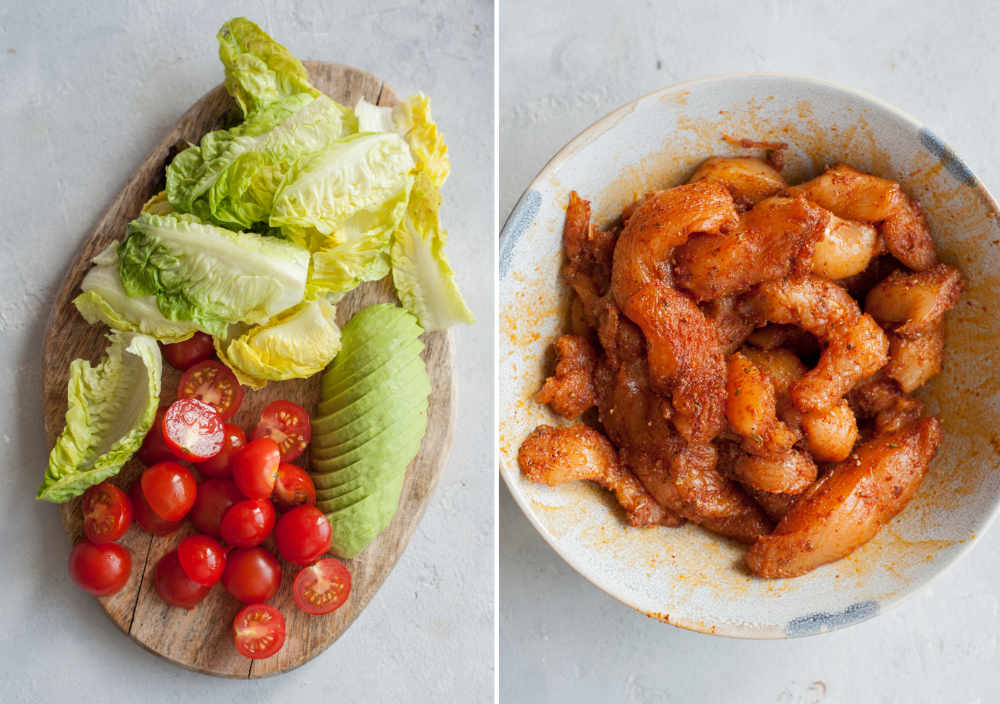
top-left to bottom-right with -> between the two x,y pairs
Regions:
41,62 -> 456,678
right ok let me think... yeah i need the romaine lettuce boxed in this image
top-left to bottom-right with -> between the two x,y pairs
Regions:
215,297 -> 342,389
73,244 -> 201,343
391,173 -> 474,331
217,17 -> 319,117
38,332 -> 161,503
117,213 -> 309,337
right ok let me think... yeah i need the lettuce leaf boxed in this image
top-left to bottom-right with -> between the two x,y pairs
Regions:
217,17 -> 319,117
215,297 -> 342,389
354,94 -> 450,189
118,213 -> 310,337
166,94 -> 356,229
38,332 -> 161,503
73,244 -> 201,343
390,173 -> 474,331
270,132 -> 414,292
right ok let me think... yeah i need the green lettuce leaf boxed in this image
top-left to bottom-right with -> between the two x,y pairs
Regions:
354,94 -> 450,189
215,297 -> 342,389
73,244 -> 201,343
166,94 -> 356,229
217,17 -> 319,117
38,332 -> 162,503
118,213 -> 310,337
270,132 -> 414,292
391,173 -> 474,331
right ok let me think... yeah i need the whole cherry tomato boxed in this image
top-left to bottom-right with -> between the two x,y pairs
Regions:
140,462 -> 197,522
154,550 -> 210,609
222,547 -> 282,604
136,408 -> 174,466
220,498 -> 276,548
177,535 -> 226,587
230,438 -> 281,499
68,540 -> 131,596
189,479 -> 245,538
162,332 -> 215,371
274,505 -> 331,566
130,481 -> 183,536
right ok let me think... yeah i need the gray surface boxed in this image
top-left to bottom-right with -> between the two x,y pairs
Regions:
1,1 -> 492,702
501,0 -> 1000,701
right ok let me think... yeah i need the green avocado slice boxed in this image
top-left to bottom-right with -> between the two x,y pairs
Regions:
326,470 -> 407,558
320,313 -> 421,394
310,385 -> 429,457
315,353 -> 427,419
310,409 -> 427,475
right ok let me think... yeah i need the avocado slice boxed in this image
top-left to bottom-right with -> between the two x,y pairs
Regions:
311,385 -> 429,457
326,470 -> 407,559
310,409 -> 427,475
316,483 -> 369,514
312,340 -> 426,432
315,353 -> 428,419
313,438 -> 412,496
321,316 -> 422,396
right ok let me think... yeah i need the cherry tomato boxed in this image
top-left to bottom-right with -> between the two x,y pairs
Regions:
177,535 -> 226,587
68,540 -> 131,596
230,438 -> 281,499
154,550 -> 210,609
140,462 -> 197,522
189,479 -> 245,538
272,464 -> 316,511
194,423 -> 246,479
162,398 -> 225,462
220,498 -> 276,547
274,505 -> 331,566
130,481 -> 184,535
233,603 -> 285,659
162,332 -> 215,371
252,401 -> 311,463
178,360 -> 244,420
222,547 -> 282,603
292,558 -> 351,615
137,408 -> 175,466
81,482 -> 133,544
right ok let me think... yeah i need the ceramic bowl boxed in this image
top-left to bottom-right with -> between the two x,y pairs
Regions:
499,74 -> 1000,638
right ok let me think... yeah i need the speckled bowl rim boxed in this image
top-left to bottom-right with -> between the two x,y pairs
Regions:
499,72 -> 1000,639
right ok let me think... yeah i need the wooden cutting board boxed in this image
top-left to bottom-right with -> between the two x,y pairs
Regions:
40,62 -> 456,678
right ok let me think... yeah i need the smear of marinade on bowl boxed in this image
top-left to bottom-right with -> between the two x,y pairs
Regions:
517,152 -> 965,578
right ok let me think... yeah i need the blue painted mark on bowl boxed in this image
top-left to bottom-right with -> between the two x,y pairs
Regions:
785,600 -> 880,637
919,128 -> 977,186
500,190 -> 542,280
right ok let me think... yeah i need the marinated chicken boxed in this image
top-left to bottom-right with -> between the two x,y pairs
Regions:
519,157 -> 963,578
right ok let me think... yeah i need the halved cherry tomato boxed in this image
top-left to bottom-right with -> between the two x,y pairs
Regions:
292,558 -> 351,615
275,505 -> 331,566
233,603 -> 285,659
222,547 -> 282,603
194,423 -> 246,479
220,498 -> 276,547
163,398 -> 225,462
230,438 -> 281,499
177,535 -> 226,587
137,408 -> 175,466
154,550 -> 210,609
178,360 -> 243,421
272,464 -> 316,511
189,479 -> 245,538
130,481 -> 184,535
162,332 -> 215,371
68,540 -> 131,596
140,462 -> 197,522
252,401 -> 311,463
81,482 -> 133,544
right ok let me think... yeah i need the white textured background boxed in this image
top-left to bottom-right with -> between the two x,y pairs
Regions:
501,1 -> 1000,702
0,1 -> 493,701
